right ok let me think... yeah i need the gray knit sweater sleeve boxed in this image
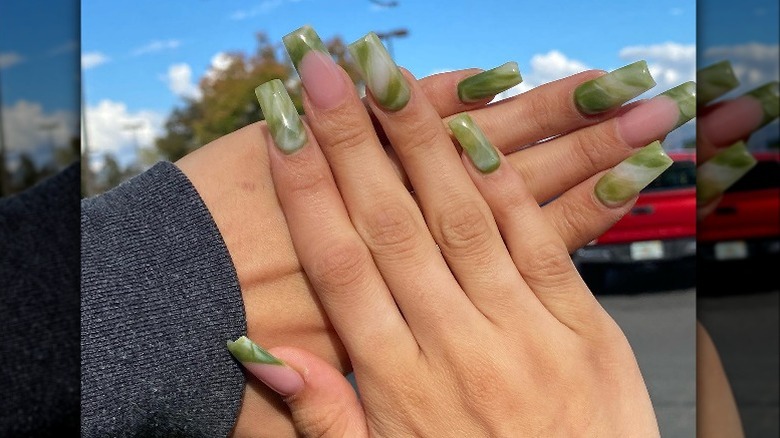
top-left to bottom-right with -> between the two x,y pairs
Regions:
81,161 -> 247,437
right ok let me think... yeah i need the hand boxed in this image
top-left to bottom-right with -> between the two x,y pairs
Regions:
178,34 -> 685,436
234,38 -> 666,435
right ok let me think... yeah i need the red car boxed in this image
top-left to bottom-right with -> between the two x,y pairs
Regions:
573,151 -> 697,287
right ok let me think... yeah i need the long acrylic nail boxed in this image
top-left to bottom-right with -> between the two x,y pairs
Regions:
594,141 -> 673,207
574,60 -> 657,115
696,141 -> 757,205
448,114 -> 500,173
283,25 -> 330,71
457,61 -> 523,103
255,79 -> 307,154
744,82 -> 779,129
227,336 -> 304,397
697,60 -> 740,106
658,81 -> 697,130
348,32 -> 410,111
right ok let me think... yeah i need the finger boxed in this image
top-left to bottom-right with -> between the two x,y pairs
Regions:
359,47 -> 530,320
288,29 -> 473,336
228,337 -> 368,438
453,115 -> 600,329
256,79 -> 413,358
506,81 -> 694,203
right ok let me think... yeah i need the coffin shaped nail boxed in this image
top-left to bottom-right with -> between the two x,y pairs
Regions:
448,114 -> 500,173
744,81 -> 780,128
696,141 -> 757,205
283,25 -> 330,72
574,60 -> 657,115
658,81 -> 697,130
227,335 -> 284,365
697,60 -> 740,106
457,61 -> 523,103
348,32 -> 410,111
595,141 -> 673,207
227,336 -> 304,396
255,79 -> 307,154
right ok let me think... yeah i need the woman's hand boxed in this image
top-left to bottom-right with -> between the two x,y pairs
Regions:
228,30 -> 677,437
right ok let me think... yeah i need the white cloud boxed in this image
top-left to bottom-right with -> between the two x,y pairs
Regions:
83,100 -> 164,156
229,0 -> 302,20
82,52 -> 110,69
0,52 -> 24,69
703,43 -> 779,93
619,42 -> 696,93
495,50 -> 590,101
132,39 -> 181,56
1,100 -> 76,153
166,63 -> 202,100
204,52 -> 237,83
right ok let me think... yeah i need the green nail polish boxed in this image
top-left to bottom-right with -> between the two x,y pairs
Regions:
457,61 -> 523,103
283,25 -> 329,72
659,81 -> 697,130
227,336 -> 285,365
595,141 -> 673,207
574,60 -> 657,115
696,141 -> 757,205
448,114 -> 500,173
697,60 -> 740,106
255,79 -> 307,154
348,32 -> 410,111
744,81 -> 780,128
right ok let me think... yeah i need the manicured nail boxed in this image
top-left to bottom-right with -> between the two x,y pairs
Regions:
282,25 -> 330,71
744,82 -> 779,129
574,60 -> 657,115
696,141 -> 757,205
457,61 -> 523,103
227,336 -> 304,397
697,60 -> 740,106
448,114 -> 500,173
255,79 -> 307,154
617,95 -> 680,147
348,32 -> 410,111
594,141 -> 673,207
658,81 -> 697,130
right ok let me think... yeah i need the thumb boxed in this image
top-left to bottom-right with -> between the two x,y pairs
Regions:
227,336 -> 368,438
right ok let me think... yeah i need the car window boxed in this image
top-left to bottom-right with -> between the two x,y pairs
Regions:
726,161 -> 780,192
642,161 -> 696,192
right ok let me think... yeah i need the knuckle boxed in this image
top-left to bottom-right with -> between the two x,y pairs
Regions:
284,163 -> 331,198
393,117 -> 442,156
291,400 -> 352,438
320,118 -> 375,153
435,201 -> 494,256
552,198 -> 594,252
525,94 -> 557,134
311,239 -> 372,291
572,127 -> 620,175
521,240 -> 576,287
358,202 -> 420,256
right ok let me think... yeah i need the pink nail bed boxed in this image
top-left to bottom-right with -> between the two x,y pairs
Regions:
299,50 -> 347,110
617,96 -> 680,147
244,362 -> 304,397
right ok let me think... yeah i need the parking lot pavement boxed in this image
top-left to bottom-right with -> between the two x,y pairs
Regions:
598,289 -> 696,438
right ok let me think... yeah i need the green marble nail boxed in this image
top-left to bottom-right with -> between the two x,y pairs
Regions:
448,114 -> 500,173
283,25 -> 330,72
697,60 -> 740,106
595,141 -> 673,207
348,32 -> 410,111
744,81 -> 780,128
457,61 -> 523,103
697,141 -> 757,204
574,60 -> 657,115
227,336 -> 285,365
255,79 -> 307,154
659,81 -> 697,130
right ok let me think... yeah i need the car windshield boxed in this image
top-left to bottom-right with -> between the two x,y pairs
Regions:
642,161 -> 696,192
726,161 -> 780,192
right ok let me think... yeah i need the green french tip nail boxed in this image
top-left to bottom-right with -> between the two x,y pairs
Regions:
595,141 -> 673,207
448,114 -> 500,173
574,60 -> 657,115
744,81 -> 780,128
255,79 -> 307,154
227,336 -> 285,365
457,61 -> 523,103
697,60 -> 740,106
283,25 -> 329,72
348,32 -> 410,111
659,81 -> 696,130
697,141 -> 757,205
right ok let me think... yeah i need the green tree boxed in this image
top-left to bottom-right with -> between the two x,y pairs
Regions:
156,32 -> 360,162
